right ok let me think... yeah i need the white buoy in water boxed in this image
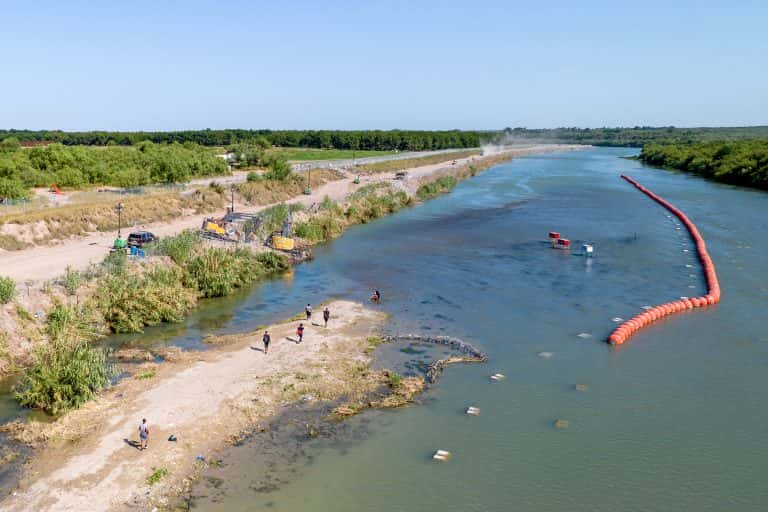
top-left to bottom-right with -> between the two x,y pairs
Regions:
433,450 -> 451,461
466,406 -> 480,416
612,317 -> 623,323
577,332 -> 591,339
641,305 -> 652,310
538,351 -> 554,359
490,373 -> 506,381
582,244 -> 594,257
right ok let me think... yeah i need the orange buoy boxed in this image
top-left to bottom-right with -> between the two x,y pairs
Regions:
607,175 -> 721,346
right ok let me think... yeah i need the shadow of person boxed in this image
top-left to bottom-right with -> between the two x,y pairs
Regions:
286,336 -> 301,344
250,346 -> 264,352
124,438 -> 141,450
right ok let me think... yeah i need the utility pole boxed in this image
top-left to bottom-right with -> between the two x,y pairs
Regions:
115,202 -> 123,238
230,184 -> 235,213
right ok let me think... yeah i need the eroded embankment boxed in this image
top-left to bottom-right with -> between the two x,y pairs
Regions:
608,175 -> 721,345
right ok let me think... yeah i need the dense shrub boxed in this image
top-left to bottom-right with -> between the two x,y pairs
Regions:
416,175 -> 458,200
96,265 -> 196,333
45,303 -> 100,342
62,266 -> 82,295
0,276 -> 15,304
263,158 -> 292,181
14,338 -> 114,414
184,248 -> 266,298
151,230 -> 200,264
0,141 -> 228,197
0,178 -> 29,200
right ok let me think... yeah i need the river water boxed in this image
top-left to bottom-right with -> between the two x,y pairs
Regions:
7,147 -> 768,510
187,147 -> 768,511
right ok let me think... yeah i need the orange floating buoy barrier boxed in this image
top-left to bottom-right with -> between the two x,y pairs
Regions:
608,175 -> 721,346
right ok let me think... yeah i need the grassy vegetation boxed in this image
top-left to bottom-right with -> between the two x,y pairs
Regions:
135,369 -> 156,379
639,140 -> 768,189
151,231 -> 290,299
0,276 -> 15,304
62,266 -> 82,296
147,467 -> 169,486
357,150 -> 480,174
270,148 -> 397,161
386,371 -> 403,389
416,175 -> 458,200
96,264 -> 197,333
294,186 -> 413,243
184,248 -> 283,298
14,337 -> 115,415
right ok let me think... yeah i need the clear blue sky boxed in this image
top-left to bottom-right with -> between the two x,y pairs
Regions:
1,0 -> 766,130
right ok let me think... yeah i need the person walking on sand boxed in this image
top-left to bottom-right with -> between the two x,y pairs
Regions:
297,323 -> 305,343
305,304 -> 313,321
323,306 -> 330,327
262,330 -> 271,355
370,289 -> 381,303
138,418 -> 149,451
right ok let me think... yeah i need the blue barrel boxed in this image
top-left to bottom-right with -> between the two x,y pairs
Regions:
130,245 -> 137,256
138,248 -> 145,258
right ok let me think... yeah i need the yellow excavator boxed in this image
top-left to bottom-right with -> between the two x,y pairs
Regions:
267,210 -> 295,251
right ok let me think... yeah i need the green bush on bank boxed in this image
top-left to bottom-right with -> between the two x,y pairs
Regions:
294,188 -> 412,243
0,276 -> 15,304
96,264 -> 196,333
183,247 -> 287,298
14,337 -> 114,415
416,175 -> 458,200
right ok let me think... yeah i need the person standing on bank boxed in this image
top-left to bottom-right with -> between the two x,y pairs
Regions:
262,330 -> 271,354
305,304 -> 313,321
323,306 -> 330,327
297,323 -> 305,343
138,418 -> 149,451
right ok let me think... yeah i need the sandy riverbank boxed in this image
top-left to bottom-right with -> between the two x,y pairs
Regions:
0,301 -> 388,511
0,145 -> 584,284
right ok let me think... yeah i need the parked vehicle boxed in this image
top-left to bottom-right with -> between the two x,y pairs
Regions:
127,231 -> 157,247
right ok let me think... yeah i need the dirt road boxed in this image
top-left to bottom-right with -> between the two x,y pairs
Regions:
0,145 -> 581,283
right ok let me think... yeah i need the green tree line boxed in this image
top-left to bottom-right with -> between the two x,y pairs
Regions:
489,126 -> 768,147
0,139 -> 227,199
4,126 -> 768,149
0,129 -> 481,151
639,140 -> 768,189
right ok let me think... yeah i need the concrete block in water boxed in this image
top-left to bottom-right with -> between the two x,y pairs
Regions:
554,419 -> 569,429
466,406 -> 480,416
575,384 -> 588,392
576,332 -> 591,339
433,450 -> 451,461
537,352 -> 553,359
490,373 -> 506,381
